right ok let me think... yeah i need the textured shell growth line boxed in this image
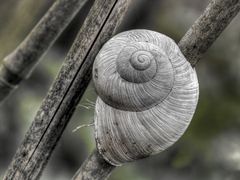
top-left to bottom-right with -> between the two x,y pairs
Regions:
93,29 -> 199,166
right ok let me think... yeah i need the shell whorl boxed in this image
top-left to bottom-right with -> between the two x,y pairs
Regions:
93,30 -> 175,112
93,29 -> 199,166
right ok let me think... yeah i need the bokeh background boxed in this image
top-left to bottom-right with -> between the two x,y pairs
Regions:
1,0 -> 240,179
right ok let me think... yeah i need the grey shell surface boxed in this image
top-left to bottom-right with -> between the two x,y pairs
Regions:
93,29 -> 199,166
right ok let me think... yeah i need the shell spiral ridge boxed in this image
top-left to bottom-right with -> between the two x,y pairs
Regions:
93,29 -> 199,166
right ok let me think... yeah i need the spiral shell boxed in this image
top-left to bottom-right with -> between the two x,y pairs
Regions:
93,29 -> 199,166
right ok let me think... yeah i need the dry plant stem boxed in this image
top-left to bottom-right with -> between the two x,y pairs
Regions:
73,0 -> 240,179
3,0 -> 130,179
178,0 -> 240,66
72,150 -> 115,180
0,0 -> 88,102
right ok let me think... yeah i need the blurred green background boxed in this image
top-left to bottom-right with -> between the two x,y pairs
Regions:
1,0 -> 240,179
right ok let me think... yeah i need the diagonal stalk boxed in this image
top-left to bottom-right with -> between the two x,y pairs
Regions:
0,0 -> 89,102
3,0 -> 131,179
179,0 -> 240,66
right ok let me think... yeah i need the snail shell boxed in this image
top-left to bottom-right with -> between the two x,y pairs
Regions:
93,29 -> 199,166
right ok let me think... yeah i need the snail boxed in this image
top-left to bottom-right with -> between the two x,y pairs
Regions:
92,29 -> 199,166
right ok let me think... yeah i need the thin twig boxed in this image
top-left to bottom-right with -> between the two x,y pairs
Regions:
3,0 -> 131,179
0,0 -> 88,102
72,0 -> 240,179
72,122 -> 94,133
